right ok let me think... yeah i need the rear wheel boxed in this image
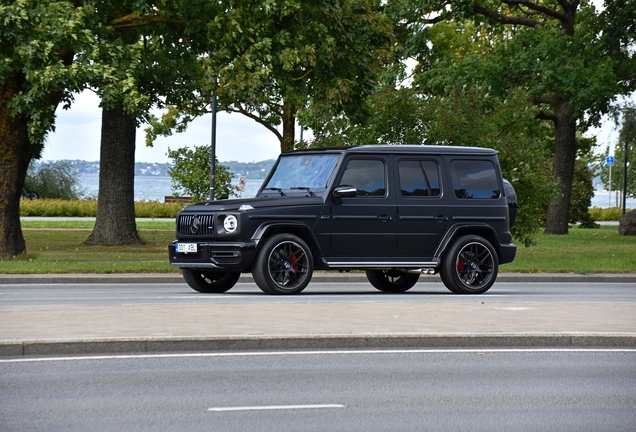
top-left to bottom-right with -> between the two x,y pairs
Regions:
366,270 -> 419,293
182,269 -> 240,293
440,235 -> 498,294
253,233 -> 314,295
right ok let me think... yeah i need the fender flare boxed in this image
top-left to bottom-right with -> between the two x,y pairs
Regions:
433,223 -> 501,260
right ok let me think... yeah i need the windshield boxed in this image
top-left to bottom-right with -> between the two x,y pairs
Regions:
262,154 -> 341,193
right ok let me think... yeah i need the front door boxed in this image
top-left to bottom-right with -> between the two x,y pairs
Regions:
329,157 -> 396,258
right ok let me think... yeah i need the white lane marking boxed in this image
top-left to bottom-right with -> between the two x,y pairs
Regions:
208,404 -> 345,412
2,348 -> 635,363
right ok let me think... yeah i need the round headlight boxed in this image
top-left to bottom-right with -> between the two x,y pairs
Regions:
223,215 -> 238,233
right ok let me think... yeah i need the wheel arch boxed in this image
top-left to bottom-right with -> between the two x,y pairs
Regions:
252,222 -> 326,269
434,223 -> 503,262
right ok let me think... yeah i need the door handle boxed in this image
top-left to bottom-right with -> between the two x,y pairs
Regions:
435,215 -> 448,222
379,215 -> 392,222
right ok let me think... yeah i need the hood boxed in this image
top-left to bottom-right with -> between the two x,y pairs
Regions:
180,195 -> 324,213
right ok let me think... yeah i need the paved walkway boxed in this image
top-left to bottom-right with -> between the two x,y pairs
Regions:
1,273 -> 635,357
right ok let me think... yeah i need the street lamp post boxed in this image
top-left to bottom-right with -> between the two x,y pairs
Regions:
210,94 -> 217,201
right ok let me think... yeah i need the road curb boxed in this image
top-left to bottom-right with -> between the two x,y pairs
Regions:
2,333 -> 635,357
1,273 -> 636,285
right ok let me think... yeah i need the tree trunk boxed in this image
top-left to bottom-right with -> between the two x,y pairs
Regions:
281,102 -> 297,153
544,99 -> 578,235
85,106 -> 142,245
0,76 -> 33,259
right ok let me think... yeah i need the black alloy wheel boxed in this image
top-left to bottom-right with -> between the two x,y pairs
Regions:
253,233 -> 314,294
440,235 -> 498,294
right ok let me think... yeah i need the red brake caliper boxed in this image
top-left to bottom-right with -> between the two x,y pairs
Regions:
457,257 -> 465,273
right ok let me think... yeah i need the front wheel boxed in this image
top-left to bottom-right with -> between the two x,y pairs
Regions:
365,270 -> 420,293
253,233 -> 314,295
182,269 -> 240,293
440,235 -> 498,294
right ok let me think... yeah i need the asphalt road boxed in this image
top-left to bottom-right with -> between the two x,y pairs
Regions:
2,281 -> 636,306
1,349 -> 635,431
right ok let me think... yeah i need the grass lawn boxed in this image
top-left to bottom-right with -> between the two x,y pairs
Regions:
0,223 -> 634,274
1,228 -> 178,274
503,225 -> 636,274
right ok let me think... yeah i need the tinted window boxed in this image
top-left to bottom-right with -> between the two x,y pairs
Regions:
339,159 -> 386,196
398,160 -> 441,197
450,160 -> 500,199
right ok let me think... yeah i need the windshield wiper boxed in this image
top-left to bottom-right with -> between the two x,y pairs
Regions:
263,187 -> 286,196
291,187 -> 316,197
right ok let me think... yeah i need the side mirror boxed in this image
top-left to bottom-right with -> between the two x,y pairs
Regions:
333,185 -> 357,203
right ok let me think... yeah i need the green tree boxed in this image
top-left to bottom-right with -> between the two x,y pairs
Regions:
147,0 -> 396,153
1,0 -> 115,258
305,21 -> 555,245
85,2 -> 203,246
386,0 -> 636,235
21,160 -> 83,200
167,146 -> 238,203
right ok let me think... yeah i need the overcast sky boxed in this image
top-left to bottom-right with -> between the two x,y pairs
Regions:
42,90 -> 283,164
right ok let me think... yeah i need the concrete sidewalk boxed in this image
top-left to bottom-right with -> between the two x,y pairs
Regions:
1,273 -> 635,357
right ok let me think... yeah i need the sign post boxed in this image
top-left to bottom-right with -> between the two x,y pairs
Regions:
606,155 -> 615,208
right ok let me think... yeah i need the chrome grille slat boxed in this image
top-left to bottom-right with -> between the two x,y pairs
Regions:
178,214 -> 215,236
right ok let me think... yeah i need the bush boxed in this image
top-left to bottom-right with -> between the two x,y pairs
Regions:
22,161 -> 84,200
588,207 -> 632,221
167,145 -> 239,202
20,199 -> 183,218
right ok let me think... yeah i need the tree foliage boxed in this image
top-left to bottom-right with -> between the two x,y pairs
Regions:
167,145 -> 239,203
146,0 -> 396,153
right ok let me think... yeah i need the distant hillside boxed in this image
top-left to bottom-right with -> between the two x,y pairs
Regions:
39,159 -> 276,178
223,160 -> 276,179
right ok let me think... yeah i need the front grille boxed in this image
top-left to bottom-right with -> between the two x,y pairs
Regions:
209,246 -> 242,265
178,214 -> 215,236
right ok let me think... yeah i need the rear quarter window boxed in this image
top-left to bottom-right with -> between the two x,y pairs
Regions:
450,160 -> 500,199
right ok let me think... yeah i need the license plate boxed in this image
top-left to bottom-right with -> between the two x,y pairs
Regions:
176,243 -> 198,253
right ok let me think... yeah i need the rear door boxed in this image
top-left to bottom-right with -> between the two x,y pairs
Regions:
394,156 -> 449,258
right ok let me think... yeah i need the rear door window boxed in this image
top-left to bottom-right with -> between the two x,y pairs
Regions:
398,160 -> 441,197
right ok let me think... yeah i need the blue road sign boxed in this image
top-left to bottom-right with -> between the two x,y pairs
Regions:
606,155 -> 615,165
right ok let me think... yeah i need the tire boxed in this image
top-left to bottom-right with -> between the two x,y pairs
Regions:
182,269 -> 240,293
365,270 -> 419,293
253,233 -> 314,295
440,235 -> 498,294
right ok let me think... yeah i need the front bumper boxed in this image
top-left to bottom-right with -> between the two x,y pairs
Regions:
168,240 -> 257,271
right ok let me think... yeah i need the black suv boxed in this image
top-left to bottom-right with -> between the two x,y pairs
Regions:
169,145 -> 517,295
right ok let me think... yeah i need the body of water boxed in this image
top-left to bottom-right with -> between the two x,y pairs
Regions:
79,174 -> 263,202
80,174 -> 634,208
